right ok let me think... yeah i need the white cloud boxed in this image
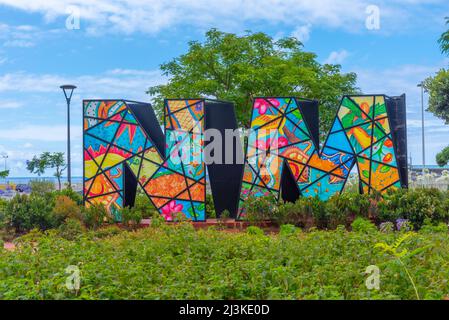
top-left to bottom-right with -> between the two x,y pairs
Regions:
0,100 -> 23,109
0,23 -> 40,47
0,124 -> 81,142
324,50 -> 349,64
291,24 -> 312,42
0,0 -> 434,35
3,40 -> 35,47
0,69 -> 165,101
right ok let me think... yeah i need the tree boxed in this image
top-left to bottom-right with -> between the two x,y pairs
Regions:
26,152 -> 66,190
425,17 -> 449,165
436,146 -> 449,167
438,17 -> 449,55
0,170 -> 9,178
148,29 -> 358,134
424,68 -> 449,124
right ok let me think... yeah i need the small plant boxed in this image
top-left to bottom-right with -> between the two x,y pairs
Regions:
29,180 -> 55,197
53,188 -> 83,205
93,225 -> 123,238
379,221 -> 394,233
134,191 -> 158,218
419,218 -> 448,234
396,218 -> 413,232
374,232 -> 426,300
150,211 -> 165,228
279,224 -> 299,236
121,206 -> 143,230
350,217 -> 377,233
241,193 -> 277,224
4,194 -> 57,233
52,195 -> 83,224
246,226 -> 264,236
57,218 -> 86,240
82,203 -> 109,230
205,193 -> 216,219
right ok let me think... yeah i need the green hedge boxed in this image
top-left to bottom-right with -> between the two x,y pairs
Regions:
1,188 -> 448,235
1,223 -> 448,299
243,188 -> 449,230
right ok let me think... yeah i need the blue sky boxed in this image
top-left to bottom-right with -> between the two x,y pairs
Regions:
0,0 -> 448,177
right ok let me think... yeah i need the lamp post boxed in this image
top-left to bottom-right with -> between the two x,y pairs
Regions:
1,153 -> 7,171
417,82 -> 425,171
60,84 -> 77,188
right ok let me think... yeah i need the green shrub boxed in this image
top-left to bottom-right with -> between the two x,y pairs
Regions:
4,194 -> 56,233
93,225 -> 123,238
57,218 -> 86,240
379,221 -> 394,233
419,218 -> 448,234
1,225 -> 448,299
82,203 -> 109,230
52,195 -> 83,224
53,188 -> 83,205
134,192 -> 158,218
246,226 -> 264,235
150,211 -> 165,228
29,180 -> 55,197
206,193 -> 216,219
379,188 -> 449,228
350,217 -> 377,233
241,194 -> 277,223
279,224 -> 299,236
121,206 -> 143,230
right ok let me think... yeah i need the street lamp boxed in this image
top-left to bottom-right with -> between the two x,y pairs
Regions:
417,82 -> 425,171
1,153 -> 7,171
60,84 -> 77,188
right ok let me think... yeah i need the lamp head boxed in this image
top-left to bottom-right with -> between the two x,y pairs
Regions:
60,84 -> 77,101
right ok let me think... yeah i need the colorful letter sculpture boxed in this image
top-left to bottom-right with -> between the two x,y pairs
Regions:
238,95 -> 408,218
83,95 -> 407,221
83,99 -> 241,221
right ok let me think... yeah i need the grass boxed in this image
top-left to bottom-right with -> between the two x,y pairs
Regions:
1,223 -> 448,300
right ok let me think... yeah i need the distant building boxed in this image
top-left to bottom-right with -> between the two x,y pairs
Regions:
409,165 -> 449,175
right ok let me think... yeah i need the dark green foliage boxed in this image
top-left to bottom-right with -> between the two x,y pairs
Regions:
53,188 -> 83,205
436,146 -> 449,167
120,206 -> 143,230
134,191 -> 158,218
246,226 -> 264,236
251,189 -> 449,230
57,218 -> 86,240
350,217 -> 377,233
82,204 -> 109,230
148,28 -> 358,132
438,17 -> 449,56
1,225 -> 449,299
3,194 -> 57,233
29,180 -> 55,197
241,193 -> 278,223
205,193 -> 216,218
26,152 -> 66,191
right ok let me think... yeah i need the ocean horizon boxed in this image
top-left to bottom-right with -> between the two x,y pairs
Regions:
0,177 -> 84,184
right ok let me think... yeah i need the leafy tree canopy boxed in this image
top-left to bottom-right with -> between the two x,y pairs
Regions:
438,17 -> 449,55
0,170 -> 9,179
424,68 -> 449,124
148,28 -> 358,133
26,152 -> 66,190
436,146 -> 449,167
425,17 -> 449,165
